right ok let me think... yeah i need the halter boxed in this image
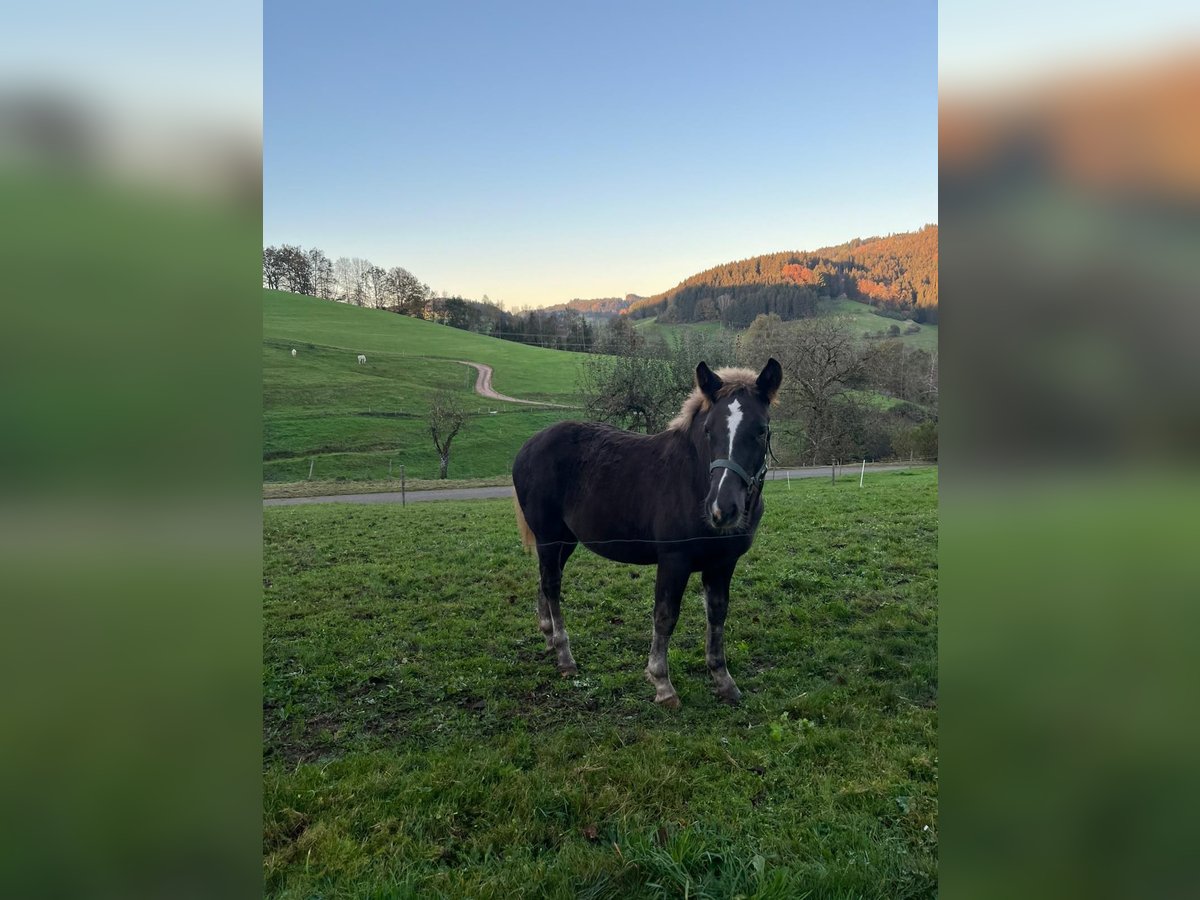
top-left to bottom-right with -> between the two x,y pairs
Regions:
708,424 -> 776,493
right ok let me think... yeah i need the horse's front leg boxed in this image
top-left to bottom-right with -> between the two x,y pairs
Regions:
702,563 -> 742,704
645,558 -> 690,709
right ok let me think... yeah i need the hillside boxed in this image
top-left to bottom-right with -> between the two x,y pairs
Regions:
263,290 -> 583,482
634,297 -> 937,355
628,226 -> 938,327
540,294 -> 644,318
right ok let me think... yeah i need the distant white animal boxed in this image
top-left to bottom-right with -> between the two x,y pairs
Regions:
357,354 -> 367,365
490,410 -> 498,415
291,348 -> 297,357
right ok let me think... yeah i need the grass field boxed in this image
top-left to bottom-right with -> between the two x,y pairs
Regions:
632,316 -> 733,345
264,290 -> 586,481
634,301 -> 938,356
819,299 -> 938,355
263,469 -> 938,898
264,291 -> 935,485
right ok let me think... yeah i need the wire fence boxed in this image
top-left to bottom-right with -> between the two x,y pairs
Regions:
265,452 -> 936,490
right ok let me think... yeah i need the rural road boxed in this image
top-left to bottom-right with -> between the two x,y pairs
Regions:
458,361 -> 570,407
263,464 -> 929,507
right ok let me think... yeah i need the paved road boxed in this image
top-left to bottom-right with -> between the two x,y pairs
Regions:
263,464 -> 929,507
457,361 -> 570,408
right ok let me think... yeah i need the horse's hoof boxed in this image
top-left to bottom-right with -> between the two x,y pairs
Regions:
559,664 -> 578,678
717,687 -> 742,706
655,693 -> 681,709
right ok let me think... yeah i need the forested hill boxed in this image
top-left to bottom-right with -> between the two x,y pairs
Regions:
628,226 -> 938,326
541,294 -> 645,317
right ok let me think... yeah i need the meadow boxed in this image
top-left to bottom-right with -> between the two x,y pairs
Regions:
264,291 -> 935,487
633,300 -> 938,356
263,469 -> 938,898
263,290 -> 584,482
632,316 -> 732,344
817,298 -> 938,355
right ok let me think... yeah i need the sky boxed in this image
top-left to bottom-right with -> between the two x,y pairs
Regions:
265,1 -> 937,308
939,0 -> 1200,92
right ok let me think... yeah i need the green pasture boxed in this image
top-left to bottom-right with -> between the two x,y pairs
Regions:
263,290 -> 586,481
264,469 -> 938,898
633,301 -> 938,356
632,316 -> 733,345
819,298 -> 938,355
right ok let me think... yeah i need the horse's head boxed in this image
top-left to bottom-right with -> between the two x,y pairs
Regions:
696,358 -> 782,531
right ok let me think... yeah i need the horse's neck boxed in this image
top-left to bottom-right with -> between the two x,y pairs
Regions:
652,421 -> 707,490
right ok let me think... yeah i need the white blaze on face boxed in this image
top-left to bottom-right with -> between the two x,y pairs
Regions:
711,399 -> 743,519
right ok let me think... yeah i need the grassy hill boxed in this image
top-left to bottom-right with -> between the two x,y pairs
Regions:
818,297 -> 939,354
633,298 -> 937,355
631,315 -> 732,344
263,290 -> 584,482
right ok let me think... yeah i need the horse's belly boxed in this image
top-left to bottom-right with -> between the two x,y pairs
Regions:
580,538 -> 657,566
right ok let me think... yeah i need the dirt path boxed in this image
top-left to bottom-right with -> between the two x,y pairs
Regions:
457,361 -> 570,407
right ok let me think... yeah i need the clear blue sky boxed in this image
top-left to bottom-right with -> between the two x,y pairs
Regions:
265,1 -> 936,307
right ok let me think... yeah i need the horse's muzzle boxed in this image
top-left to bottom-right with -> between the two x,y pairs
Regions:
708,500 -> 743,530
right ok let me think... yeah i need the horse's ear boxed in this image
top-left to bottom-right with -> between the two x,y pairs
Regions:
695,361 -> 723,402
757,357 -> 782,403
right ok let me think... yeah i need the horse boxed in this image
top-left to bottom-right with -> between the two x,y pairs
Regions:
291,348 -> 297,358
357,354 -> 367,365
512,358 -> 782,708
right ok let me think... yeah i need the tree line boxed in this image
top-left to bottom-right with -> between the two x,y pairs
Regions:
263,244 -> 601,351
627,225 -> 938,326
579,313 -> 938,465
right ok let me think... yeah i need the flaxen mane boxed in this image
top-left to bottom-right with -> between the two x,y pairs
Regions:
667,367 -> 761,432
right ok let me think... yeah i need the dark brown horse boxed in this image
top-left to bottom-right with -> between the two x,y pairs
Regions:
512,359 -> 782,707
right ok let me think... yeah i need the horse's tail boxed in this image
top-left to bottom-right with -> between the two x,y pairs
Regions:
513,495 -> 535,554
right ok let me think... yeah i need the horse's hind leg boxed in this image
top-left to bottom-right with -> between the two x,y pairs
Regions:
537,538 -> 577,676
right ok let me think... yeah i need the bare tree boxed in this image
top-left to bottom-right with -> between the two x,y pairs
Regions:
578,352 -> 679,433
924,351 -> 939,406
579,324 -> 735,434
779,318 -> 865,464
365,264 -> 389,308
739,314 -> 864,465
429,391 -> 469,479
262,246 -> 284,290
596,315 -> 641,356
277,244 -> 313,295
333,256 -> 372,306
388,266 -> 428,318
307,247 -> 335,299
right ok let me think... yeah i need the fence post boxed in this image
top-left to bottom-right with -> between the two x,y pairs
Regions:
307,458 -> 315,481
860,458 -> 866,487
389,459 -> 393,479
401,465 -> 406,507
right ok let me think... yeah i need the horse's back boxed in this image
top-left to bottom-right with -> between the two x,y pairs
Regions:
513,420 -> 624,500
